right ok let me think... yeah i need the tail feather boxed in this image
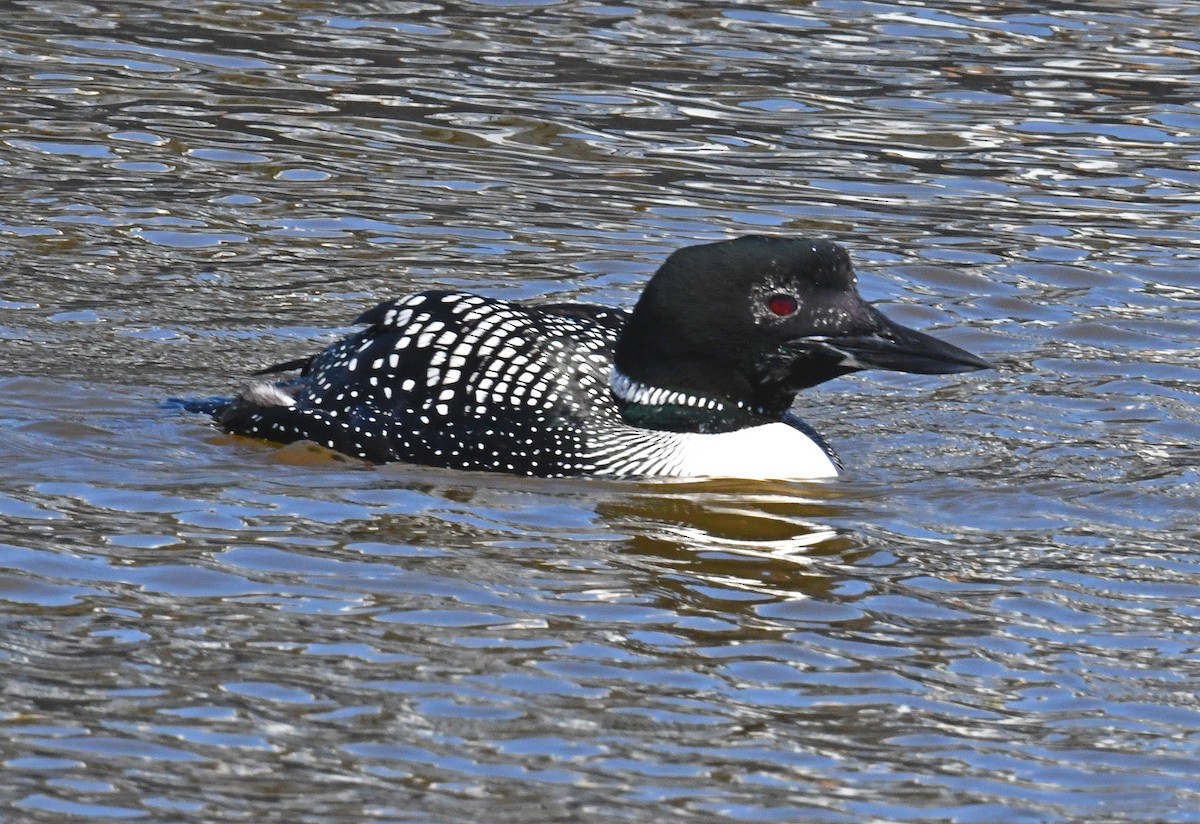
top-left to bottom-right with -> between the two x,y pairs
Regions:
254,356 -> 313,376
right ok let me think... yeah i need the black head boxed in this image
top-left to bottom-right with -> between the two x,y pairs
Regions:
613,235 -> 990,430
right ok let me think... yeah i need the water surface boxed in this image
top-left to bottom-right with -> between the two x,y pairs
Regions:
2,1 -> 1199,821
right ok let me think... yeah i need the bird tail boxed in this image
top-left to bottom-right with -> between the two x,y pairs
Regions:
165,396 -> 232,418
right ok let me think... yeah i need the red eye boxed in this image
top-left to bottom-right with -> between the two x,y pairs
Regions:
767,295 -> 797,317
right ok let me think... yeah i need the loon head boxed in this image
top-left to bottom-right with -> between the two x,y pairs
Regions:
612,235 -> 991,431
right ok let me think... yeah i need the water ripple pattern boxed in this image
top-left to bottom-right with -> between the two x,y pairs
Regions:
1,1 -> 1198,822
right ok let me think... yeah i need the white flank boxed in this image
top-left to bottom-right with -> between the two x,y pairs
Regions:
244,381 -> 297,408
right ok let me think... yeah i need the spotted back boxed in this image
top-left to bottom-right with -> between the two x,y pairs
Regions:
255,291 -> 628,475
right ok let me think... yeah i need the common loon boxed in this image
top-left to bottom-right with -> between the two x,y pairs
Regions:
191,236 -> 990,479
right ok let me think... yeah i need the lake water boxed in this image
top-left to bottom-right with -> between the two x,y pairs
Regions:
2,1 -> 1199,821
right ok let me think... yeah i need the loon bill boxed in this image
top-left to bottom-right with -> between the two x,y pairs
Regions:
188,235 -> 991,479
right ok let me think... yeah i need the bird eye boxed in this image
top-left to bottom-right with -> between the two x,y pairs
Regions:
767,295 -> 798,317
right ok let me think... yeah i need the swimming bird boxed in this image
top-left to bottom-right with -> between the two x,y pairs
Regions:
191,236 -> 989,479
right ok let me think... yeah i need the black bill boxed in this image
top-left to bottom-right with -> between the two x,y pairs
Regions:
822,307 -> 992,375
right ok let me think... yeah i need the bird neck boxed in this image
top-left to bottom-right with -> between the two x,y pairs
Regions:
609,369 -> 781,433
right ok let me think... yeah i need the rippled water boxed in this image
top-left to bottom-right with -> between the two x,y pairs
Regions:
3,1 -> 1199,821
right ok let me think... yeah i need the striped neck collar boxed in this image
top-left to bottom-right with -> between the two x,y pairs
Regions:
610,369 -> 773,433
610,369 -> 735,412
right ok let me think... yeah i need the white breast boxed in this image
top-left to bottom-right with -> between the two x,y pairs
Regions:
590,421 -> 839,480
664,422 -> 839,480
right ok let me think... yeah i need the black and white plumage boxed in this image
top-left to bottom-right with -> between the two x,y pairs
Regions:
196,236 -> 990,479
